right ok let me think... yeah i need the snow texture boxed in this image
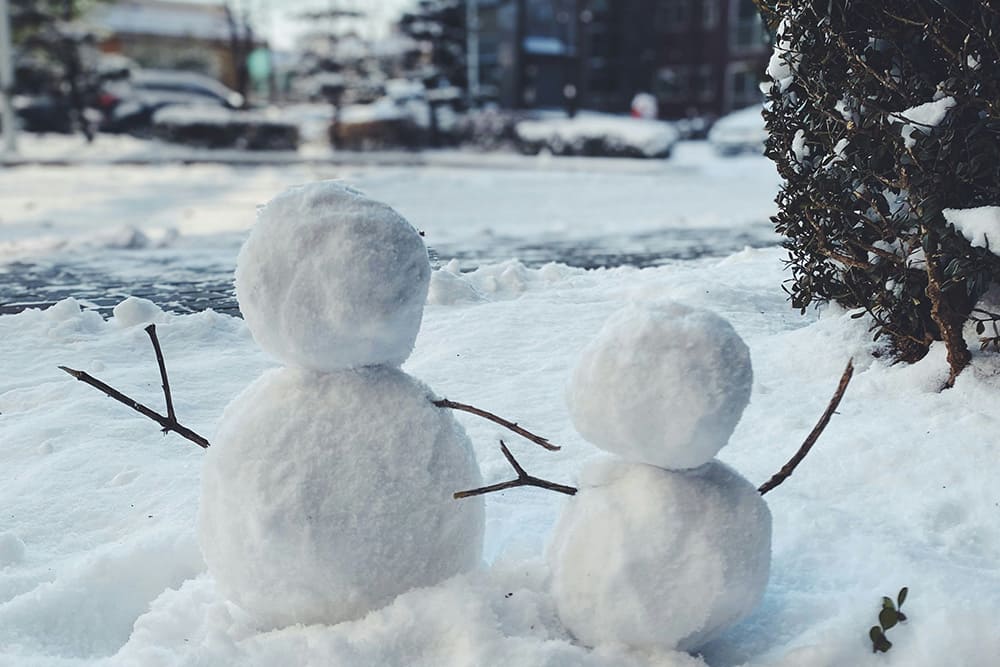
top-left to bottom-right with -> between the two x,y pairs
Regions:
199,365 -> 485,629
515,113 -> 679,157
707,106 -> 767,154
893,97 -> 956,148
566,301 -> 753,470
0,532 -> 26,566
765,18 -> 799,93
548,459 -> 771,652
111,296 -> 167,328
235,181 -> 431,371
943,206 -> 1000,254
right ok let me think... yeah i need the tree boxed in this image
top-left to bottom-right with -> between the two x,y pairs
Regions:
757,0 -> 1000,385
398,0 -> 467,90
11,0 -> 108,140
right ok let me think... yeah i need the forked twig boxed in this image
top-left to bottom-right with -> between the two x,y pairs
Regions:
758,359 -> 854,495
454,440 -> 577,499
146,324 -> 176,422
59,325 -> 210,449
433,398 -> 561,451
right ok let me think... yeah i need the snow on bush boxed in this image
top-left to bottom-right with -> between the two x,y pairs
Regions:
235,181 -> 431,371
548,459 -> 771,652
565,301 -> 752,470
153,106 -> 300,151
943,206 -> 1000,254
199,365 -> 484,628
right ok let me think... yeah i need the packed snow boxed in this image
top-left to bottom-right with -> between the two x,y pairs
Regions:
765,18 -> 800,94
893,97 -> 957,149
549,459 -> 771,652
566,302 -> 752,470
200,365 -> 484,628
515,113 -> 680,157
943,206 -> 1000,254
234,182 -> 431,371
2,144 -> 1000,666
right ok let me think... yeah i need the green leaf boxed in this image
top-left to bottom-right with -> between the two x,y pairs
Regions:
882,596 -> 895,610
879,608 -> 898,630
870,626 -> 892,653
898,587 -> 908,607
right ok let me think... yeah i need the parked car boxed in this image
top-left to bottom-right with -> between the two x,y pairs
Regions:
99,69 -> 245,135
514,112 -> 679,159
707,105 -> 769,155
11,95 -> 75,133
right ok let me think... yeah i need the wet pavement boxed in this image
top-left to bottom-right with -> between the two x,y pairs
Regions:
0,224 -> 778,318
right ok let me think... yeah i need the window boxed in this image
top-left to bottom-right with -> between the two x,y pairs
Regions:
692,64 -> 714,101
702,0 -> 719,30
655,0 -> 692,33
654,64 -> 713,102
729,0 -> 768,51
725,63 -> 763,111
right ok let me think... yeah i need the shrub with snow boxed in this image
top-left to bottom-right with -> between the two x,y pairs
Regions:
565,301 -> 752,470
153,106 -> 299,151
235,181 -> 431,372
760,0 -> 1000,381
548,460 -> 771,652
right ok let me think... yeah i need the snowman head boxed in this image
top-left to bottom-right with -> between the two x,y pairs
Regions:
235,181 -> 431,372
566,301 -> 752,469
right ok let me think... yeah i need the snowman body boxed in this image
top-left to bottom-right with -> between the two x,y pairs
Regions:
199,182 -> 485,629
549,302 -> 771,652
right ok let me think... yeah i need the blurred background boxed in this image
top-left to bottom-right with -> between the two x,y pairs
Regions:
0,1 -> 780,318
0,0 -> 772,156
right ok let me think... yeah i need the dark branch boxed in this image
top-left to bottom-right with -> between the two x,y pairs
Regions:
433,398 -> 561,451
145,324 -> 176,423
454,440 -> 577,499
59,326 -> 211,449
758,360 -> 855,495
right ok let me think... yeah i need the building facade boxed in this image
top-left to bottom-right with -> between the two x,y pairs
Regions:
474,0 -> 770,119
90,0 -> 262,90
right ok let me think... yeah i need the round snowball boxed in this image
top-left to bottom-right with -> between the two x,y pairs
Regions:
548,460 -> 771,652
566,301 -> 752,469
235,181 -> 431,371
199,366 -> 485,629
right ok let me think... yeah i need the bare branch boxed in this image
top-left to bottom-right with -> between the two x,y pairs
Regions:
454,440 -> 577,499
59,328 -> 211,449
433,398 -> 561,451
145,324 -> 176,423
758,360 -> 854,495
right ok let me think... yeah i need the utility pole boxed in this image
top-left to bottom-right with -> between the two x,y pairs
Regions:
466,0 -> 479,106
0,0 -> 18,154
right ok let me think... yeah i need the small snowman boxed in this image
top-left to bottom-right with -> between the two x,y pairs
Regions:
548,301 -> 771,652
198,181 -> 485,628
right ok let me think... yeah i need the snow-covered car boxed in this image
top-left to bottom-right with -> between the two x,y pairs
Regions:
707,105 -> 769,155
100,69 -> 245,135
514,112 -> 679,159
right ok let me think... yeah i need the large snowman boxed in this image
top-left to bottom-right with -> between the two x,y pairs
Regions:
198,181 -> 485,629
548,301 -> 771,652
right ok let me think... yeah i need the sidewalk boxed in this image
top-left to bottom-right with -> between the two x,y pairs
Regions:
0,133 -> 685,173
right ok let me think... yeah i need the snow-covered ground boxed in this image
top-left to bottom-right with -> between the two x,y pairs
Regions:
0,141 -> 777,315
2,142 -> 999,666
